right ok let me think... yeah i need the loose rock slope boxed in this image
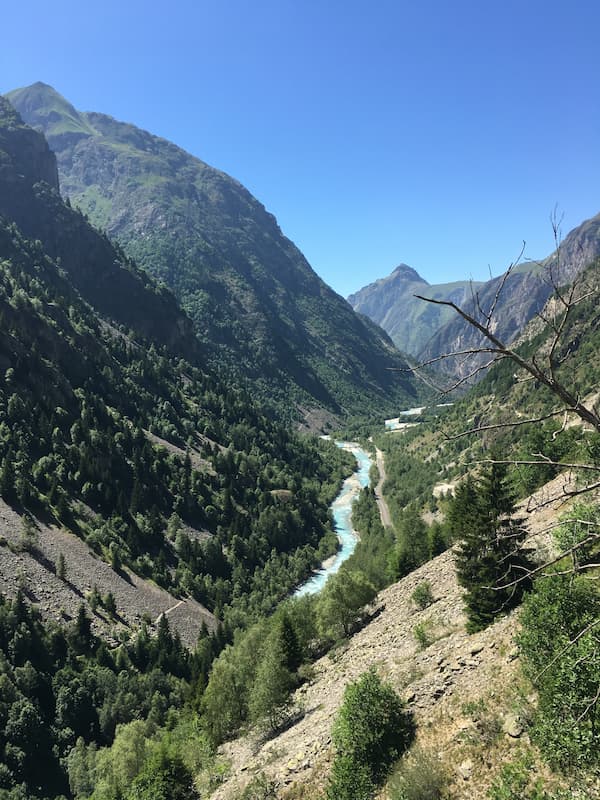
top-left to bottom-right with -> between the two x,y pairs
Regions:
211,472 -> 585,799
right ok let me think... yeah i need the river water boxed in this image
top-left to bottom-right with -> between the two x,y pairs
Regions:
294,442 -> 373,597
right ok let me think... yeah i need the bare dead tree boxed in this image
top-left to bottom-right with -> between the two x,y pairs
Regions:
409,226 -> 600,729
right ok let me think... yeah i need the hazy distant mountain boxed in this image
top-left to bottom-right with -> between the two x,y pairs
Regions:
7,82 -> 420,420
349,213 -> 600,383
419,213 -> 600,380
348,264 -> 482,357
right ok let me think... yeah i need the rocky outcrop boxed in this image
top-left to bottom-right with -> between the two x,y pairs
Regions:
0,96 -> 199,360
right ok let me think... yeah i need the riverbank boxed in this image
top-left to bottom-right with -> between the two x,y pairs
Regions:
295,442 -> 372,597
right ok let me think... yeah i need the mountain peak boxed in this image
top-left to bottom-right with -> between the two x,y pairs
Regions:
391,263 -> 426,283
6,82 -> 95,145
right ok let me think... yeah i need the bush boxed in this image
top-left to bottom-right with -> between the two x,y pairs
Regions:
316,570 -> 376,642
411,582 -> 434,610
518,574 -> 600,769
239,773 -> 277,799
327,668 -> 414,800
413,621 -> 433,650
388,747 -> 446,800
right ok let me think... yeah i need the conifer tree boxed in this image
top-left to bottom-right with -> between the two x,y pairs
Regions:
453,463 -> 533,632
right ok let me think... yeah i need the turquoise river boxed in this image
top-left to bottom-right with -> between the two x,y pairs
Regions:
295,442 -> 373,597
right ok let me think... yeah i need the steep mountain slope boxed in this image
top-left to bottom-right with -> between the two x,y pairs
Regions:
0,95 -> 198,360
350,214 -> 600,384
7,82 -> 420,420
0,96 -> 352,636
420,215 -> 600,381
348,264 -> 482,356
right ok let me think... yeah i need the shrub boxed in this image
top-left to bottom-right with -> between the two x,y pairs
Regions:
327,668 -> 414,800
413,621 -> 433,650
388,747 -> 446,800
411,581 -> 434,610
518,574 -> 600,770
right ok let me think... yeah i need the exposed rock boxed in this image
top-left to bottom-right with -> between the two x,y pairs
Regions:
458,758 -> 474,780
502,714 -> 524,738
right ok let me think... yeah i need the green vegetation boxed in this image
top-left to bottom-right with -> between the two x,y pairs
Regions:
0,593 -> 202,798
450,464 -> 533,632
345,484 -> 395,588
488,753 -> 571,800
0,210 -> 353,628
327,668 -> 414,800
411,581 -> 434,610
519,574 -> 600,770
8,82 -> 423,420
388,747 -> 446,800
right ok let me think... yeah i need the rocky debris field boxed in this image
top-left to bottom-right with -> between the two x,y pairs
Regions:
0,499 -> 215,647
212,549 -> 528,799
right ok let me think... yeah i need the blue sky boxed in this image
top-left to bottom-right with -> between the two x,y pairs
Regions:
2,0 -> 599,296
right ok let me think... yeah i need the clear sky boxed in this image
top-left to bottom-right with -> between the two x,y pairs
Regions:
2,0 -> 599,296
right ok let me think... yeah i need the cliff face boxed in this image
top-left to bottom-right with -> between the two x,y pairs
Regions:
0,96 -> 198,359
0,96 -> 59,219
7,83 -> 422,419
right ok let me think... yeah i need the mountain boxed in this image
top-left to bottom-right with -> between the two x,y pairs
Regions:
0,94 -> 198,359
348,264 -> 482,357
419,212 -> 600,381
7,82 -> 420,421
0,95 -> 354,638
348,213 -> 600,383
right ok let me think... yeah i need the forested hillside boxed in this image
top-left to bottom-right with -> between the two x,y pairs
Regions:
7,82 -> 421,422
0,94 -> 358,622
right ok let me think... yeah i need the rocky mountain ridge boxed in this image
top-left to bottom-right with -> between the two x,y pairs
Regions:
7,82 -> 421,422
349,212 -> 600,384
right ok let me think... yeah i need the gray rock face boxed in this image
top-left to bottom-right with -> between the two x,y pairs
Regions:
6,82 -> 421,420
349,213 -> 600,383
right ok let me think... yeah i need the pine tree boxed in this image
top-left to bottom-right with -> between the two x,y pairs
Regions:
248,632 -> 294,732
453,464 -> 533,632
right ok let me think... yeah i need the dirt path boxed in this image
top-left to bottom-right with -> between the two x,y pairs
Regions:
374,447 -> 393,529
155,598 -> 185,624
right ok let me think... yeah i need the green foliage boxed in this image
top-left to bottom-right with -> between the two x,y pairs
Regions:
201,600 -> 312,745
327,668 -> 414,800
451,465 -> 534,632
388,747 -> 446,800
411,581 -> 434,610
345,486 -> 395,588
518,574 -> 600,770
0,592 -> 207,799
316,569 -> 377,641
0,214 -> 355,629
124,748 -> 196,800
239,773 -> 278,799
553,502 -> 600,569
387,506 -> 446,584
487,753 -> 570,800
248,630 -> 295,732
412,621 -> 433,650
381,438 -> 441,515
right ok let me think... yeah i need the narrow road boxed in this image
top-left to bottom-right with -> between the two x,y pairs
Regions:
374,447 -> 393,529
154,598 -> 185,624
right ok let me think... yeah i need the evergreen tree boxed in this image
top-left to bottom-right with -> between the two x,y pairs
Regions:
248,633 -> 294,732
453,464 -> 533,632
